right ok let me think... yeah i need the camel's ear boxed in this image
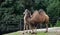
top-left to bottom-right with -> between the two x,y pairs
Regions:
23,12 -> 25,15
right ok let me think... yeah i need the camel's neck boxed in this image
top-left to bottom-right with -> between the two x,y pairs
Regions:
24,14 -> 31,20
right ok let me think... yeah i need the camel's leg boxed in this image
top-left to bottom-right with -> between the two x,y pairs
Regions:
31,26 -> 37,34
26,24 -> 29,33
28,24 -> 33,33
29,24 -> 33,33
23,23 -> 26,34
29,23 -> 36,34
40,23 -> 42,28
34,26 -> 37,34
29,24 -> 32,33
45,23 -> 48,33
39,22 -> 42,29
31,26 -> 34,34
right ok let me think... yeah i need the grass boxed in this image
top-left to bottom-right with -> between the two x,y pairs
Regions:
3,31 -> 47,35
3,31 -> 60,35
37,32 -> 47,35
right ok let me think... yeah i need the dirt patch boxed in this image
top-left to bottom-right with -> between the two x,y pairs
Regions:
47,32 -> 60,35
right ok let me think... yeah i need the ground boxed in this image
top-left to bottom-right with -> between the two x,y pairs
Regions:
3,27 -> 60,35
3,31 -> 60,35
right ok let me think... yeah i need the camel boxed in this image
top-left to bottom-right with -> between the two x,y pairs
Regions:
23,9 -> 31,34
23,9 -> 49,34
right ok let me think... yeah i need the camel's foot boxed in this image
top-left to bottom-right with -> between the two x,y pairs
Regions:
29,31 -> 31,33
22,32 -> 24,34
26,31 -> 28,33
22,31 -> 26,34
29,30 -> 37,34
31,32 -> 37,34
23,31 -> 29,34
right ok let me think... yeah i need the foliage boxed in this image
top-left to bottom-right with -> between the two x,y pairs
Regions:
47,0 -> 60,17
0,0 -> 60,21
55,20 -> 60,27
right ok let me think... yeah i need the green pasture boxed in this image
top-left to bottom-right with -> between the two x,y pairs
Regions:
3,31 -> 47,35
3,31 -> 60,35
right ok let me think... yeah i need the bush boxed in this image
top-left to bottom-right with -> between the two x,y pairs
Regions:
55,20 -> 60,27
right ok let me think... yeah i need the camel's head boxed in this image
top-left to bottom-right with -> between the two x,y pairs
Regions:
39,9 -> 44,12
23,9 -> 30,15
